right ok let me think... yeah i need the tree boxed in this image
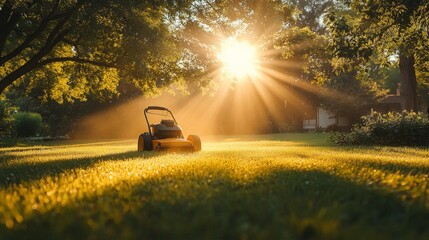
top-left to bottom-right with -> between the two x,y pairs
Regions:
286,0 -> 334,33
0,0 -> 190,101
326,0 -> 429,111
0,99 -> 17,137
174,0 -> 295,85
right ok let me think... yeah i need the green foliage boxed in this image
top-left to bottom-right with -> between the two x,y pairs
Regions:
325,0 -> 429,110
0,134 -> 428,239
329,110 -> 429,146
316,66 -> 388,122
326,1 -> 428,62
273,1 -> 389,121
379,66 -> 401,94
285,0 -> 335,33
0,100 -> 17,137
0,0 -> 191,101
13,112 -> 42,138
325,123 -> 339,132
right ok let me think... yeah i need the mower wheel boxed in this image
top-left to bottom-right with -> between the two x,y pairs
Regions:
187,135 -> 201,151
143,132 -> 152,150
138,134 -> 144,151
138,132 -> 152,151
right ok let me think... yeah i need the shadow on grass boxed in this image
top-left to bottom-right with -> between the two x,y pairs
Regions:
0,151 -> 152,187
0,139 -> 133,153
319,146 -> 429,176
357,160 -> 429,176
2,168 -> 428,240
373,147 -> 429,158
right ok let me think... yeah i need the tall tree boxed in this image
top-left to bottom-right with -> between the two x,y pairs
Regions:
326,0 -> 429,111
286,0 -> 334,33
0,0 -> 190,100
174,0 -> 295,83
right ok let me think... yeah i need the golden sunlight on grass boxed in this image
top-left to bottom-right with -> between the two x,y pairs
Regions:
1,134 -> 428,239
218,40 -> 259,79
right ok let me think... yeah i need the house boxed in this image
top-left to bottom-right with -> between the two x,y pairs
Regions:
302,107 -> 350,131
302,90 -> 403,131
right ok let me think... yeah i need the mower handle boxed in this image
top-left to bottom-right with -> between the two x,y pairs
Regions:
144,106 -> 179,136
146,106 -> 168,111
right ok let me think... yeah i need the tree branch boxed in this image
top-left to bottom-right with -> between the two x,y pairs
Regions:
0,4 -> 21,57
0,0 -> 41,55
0,1 -> 88,95
0,19 -> 48,65
36,57 -> 117,68
0,0 -> 63,65
1,54 -> 117,94
0,29 -> 71,94
62,36 -> 81,46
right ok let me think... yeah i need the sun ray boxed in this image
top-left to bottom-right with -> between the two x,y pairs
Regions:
73,31 -> 371,138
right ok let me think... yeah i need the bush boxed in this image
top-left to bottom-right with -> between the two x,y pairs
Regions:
329,110 -> 429,146
325,124 -> 339,132
0,101 -> 17,138
13,112 -> 43,137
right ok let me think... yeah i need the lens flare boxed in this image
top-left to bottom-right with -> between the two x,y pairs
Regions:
218,40 -> 259,79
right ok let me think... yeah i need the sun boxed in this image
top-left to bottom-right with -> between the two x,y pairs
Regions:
218,40 -> 259,78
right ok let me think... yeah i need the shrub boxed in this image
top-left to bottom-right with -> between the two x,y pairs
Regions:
0,101 -> 17,138
329,110 -> 429,146
325,124 -> 339,132
13,112 -> 43,137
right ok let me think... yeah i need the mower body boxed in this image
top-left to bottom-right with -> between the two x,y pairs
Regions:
138,106 -> 201,152
151,138 -> 195,151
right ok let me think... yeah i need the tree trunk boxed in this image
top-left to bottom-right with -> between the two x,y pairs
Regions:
399,54 -> 418,111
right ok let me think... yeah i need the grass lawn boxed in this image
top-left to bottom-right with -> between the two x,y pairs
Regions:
0,133 -> 428,239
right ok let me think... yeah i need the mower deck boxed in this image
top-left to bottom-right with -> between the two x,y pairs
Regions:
152,138 -> 195,151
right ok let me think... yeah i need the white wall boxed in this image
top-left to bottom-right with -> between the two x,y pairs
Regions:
318,108 -> 336,128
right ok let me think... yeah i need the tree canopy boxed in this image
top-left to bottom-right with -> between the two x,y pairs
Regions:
1,0 -> 429,138
0,0 -> 192,102
326,0 -> 429,110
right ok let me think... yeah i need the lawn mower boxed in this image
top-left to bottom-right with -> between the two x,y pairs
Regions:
137,106 -> 201,152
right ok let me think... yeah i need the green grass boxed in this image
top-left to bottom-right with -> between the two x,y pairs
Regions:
0,133 -> 428,239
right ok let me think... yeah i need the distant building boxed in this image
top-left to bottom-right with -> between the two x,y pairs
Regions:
303,107 -> 350,131
302,86 -> 403,131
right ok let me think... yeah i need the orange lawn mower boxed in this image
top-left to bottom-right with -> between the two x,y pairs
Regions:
137,106 -> 201,152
